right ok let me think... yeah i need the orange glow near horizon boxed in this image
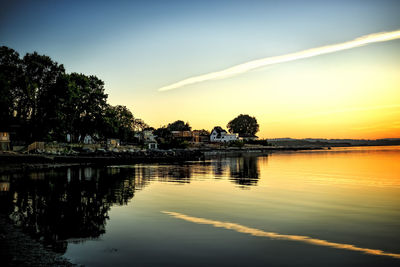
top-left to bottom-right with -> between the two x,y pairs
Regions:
117,47 -> 400,139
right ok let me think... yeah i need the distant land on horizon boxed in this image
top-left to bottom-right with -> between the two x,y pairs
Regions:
267,138 -> 400,147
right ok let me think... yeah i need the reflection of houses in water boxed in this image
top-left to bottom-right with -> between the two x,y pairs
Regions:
229,156 -> 261,187
0,131 -> 11,151
0,182 -> 10,192
29,172 -> 46,180
0,174 -> 10,192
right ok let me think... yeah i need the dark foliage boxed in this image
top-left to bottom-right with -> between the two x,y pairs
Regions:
227,114 -> 259,137
0,46 -> 146,143
153,120 -> 192,149
167,120 -> 191,131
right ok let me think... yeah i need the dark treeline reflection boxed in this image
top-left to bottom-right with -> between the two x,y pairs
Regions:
209,155 -> 262,187
0,167 -> 147,253
147,155 -> 262,186
228,156 -> 260,186
0,156 -> 263,252
134,164 -> 193,184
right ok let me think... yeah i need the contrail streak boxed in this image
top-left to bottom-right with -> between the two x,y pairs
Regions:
162,211 -> 400,259
158,29 -> 400,92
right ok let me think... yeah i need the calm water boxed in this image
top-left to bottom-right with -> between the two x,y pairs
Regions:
1,146 -> 400,266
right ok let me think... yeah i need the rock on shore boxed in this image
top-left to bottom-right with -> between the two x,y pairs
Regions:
0,214 -> 75,266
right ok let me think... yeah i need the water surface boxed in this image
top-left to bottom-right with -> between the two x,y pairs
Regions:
1,146 -> 400,266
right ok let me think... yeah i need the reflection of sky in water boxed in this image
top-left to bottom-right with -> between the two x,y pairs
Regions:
0,146 -> 400,266
162,211 -> 400,259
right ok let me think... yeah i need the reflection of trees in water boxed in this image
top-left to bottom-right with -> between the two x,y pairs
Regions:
132,165 -> 192,184
0,156 -> 266,253
132,164 -> 194,184
4,167 -> 146,253
212,160 -> 225,177
229,156 -> 261,187
0,174 -> 12,214
209,155 -> 264,187
156,164 -> 192,183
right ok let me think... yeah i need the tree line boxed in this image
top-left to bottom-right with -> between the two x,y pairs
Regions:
0,46 -> 262,146
0,46 -> 147,143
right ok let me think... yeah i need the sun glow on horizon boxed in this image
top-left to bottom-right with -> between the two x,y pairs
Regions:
130,29 -> 400,139
129,50 -> 400,139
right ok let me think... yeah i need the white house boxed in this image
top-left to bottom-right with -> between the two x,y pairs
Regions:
135,130 -> 158,149
135,130 -> 157,143
210,127 -> 238,142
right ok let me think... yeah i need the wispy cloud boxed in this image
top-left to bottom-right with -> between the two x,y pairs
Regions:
158,29 -> 400,92
162,211 -> 400,259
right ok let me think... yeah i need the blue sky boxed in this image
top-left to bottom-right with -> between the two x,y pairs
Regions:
1,0 -> 400,138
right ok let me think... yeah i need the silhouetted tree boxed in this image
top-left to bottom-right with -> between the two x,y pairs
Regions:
194,129 -> 210,135
167,120 -> 191,131
22,52 -> 65,140
154,127 -> 172,142
133,118 -> 149,132
227,114 -> 259,137
153,126 -> 188,149
102,105 -> 136,141
0,46 -> 22,125
41,72 -> 108,141
0,45 -> 148,143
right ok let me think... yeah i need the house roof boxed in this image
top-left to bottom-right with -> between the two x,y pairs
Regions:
212,126 -> 227,134
211,126 -> 228,139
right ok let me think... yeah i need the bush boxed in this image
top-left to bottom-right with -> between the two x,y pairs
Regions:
228,140 -> 244,147
157,139 -> 189,149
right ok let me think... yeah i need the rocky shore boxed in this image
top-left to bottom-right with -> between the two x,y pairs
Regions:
0,149 -> 203,173
0,214 -> 75,266
0,146 -> 324,174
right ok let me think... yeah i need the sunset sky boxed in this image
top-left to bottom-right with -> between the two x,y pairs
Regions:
1,0 -> 400,139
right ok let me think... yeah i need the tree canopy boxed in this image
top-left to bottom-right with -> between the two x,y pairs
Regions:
227,114 -> 259,137
167,120 -> 191,131
0,46 -> 22,125
152,120 -> 192,149
0,45 -> 146,143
